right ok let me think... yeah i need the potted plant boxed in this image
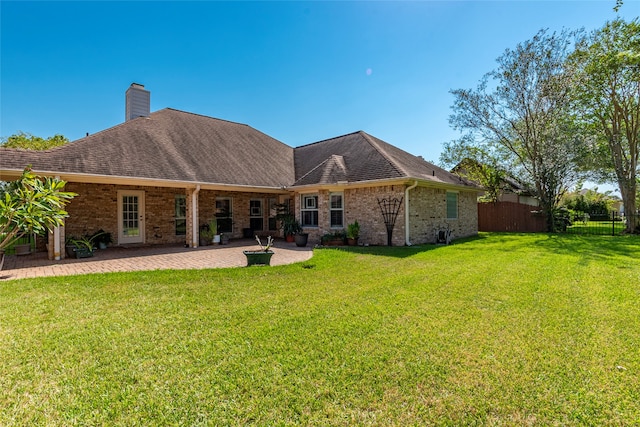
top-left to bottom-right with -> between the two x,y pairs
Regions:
66,236 -> 96,258
199,223 -> 214,246
275,203 -> 301,243
67,230 -> 108,258
321,231 -> 346,246
346,221 -> 360,246
294,230 -> 309,247
210,218 -> 221,244
13,234 -> 32,256
243,235 -> 274,266
65,237 -> 77,258
278,215 -> 300,242
220,232 -> 230,245
90,229 -> 112,249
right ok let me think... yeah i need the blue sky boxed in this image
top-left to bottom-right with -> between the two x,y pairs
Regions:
1,1 -> 637,180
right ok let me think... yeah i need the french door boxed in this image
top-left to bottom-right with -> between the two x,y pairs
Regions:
117,190 -> 145,244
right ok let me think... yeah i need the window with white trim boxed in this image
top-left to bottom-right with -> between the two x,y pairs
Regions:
330,192 -> 344,228
216,198 -> 233,233
249,199 -> 263,231
175,195 -> 186,235
446,192 -> 458,219
301,194 -> 318,227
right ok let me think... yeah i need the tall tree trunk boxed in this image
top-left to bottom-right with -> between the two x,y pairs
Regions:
620,180 -> 639,233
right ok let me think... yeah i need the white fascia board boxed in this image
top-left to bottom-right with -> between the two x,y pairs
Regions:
0,168 -> 290,194
289,177 -> 480,193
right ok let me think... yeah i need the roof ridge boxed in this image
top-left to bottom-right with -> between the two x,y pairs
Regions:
66,111 -> 160,145
293,155 -> 333,186
163,108 -> 252,128
162,108 -> 292,150
359,131 -> 409,177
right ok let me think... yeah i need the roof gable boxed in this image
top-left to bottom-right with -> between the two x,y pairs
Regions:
293,131 -> 474,188
294,132 -> 403,186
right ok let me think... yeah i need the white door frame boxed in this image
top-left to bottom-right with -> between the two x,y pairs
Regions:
117,190 -> 145,244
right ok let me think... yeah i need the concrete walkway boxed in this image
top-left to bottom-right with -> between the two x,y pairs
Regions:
0,239 -> 314,281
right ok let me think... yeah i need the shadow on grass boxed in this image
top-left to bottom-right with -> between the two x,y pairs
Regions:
458,232 -> 640,263
324,233 -> 640,263
533,233 -> 640,262
315,234 -> 486,259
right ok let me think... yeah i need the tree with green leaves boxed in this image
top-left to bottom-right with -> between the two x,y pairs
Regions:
569,18 -> 640,233
442,138 -> 508,202
0,167 -> 76,256
0,132 -> 69,150
447,29 -> 587,231
561,186 -> 616,218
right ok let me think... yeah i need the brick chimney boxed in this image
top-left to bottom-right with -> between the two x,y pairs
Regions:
125,83 -> 150,121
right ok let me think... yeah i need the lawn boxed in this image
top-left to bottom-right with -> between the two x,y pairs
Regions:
1,233 -> 639,426
565,220 -> 626,235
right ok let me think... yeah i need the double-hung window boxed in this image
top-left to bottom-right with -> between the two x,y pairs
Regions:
216,198 -> 233,233
301,194 -> 318,227
330,193 -> 344,228
446,191 -> 458,220
249,199 -> 263,231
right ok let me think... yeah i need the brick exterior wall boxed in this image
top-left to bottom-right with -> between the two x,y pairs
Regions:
52,182 -> 477,256
294,184 -> 478,246
294,185 -> 406,246
407,187 -> 478,244
63,183 -> 189,247
197,191 -> 287,240
345,186 -> 406,246
58,183 -> 289,252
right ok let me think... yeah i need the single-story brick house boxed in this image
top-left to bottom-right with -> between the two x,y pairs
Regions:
0,84 -> 479,260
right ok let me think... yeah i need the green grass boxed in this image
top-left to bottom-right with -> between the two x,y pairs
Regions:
565,220 -> 626,235
1,233 -> 639,426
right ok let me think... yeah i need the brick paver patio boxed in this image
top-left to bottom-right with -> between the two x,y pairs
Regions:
0,239 -> 313,281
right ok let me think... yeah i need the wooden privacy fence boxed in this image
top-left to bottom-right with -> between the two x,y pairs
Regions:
478,201 -> 546,233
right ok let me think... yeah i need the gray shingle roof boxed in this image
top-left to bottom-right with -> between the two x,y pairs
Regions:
1,108 -> 295,188
293,131 -> 475,188
1,113 -> 476,191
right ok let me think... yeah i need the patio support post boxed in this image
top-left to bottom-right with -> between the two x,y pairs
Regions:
46,214 -> 64,260
187,185 -> 201,248
48,174 -> 65,261
53,225 -> 62,260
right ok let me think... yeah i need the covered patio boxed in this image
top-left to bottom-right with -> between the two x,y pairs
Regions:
0,239 -> 313,281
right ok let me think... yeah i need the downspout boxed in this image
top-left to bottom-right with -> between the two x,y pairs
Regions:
192,185 -> 200,248
405,180 -> 418,246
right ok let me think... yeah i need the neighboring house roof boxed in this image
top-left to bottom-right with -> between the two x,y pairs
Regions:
451,159 -> 536,197
1,108 -> 295,188
293,131 -> 475,188
1,110 -> 476,191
